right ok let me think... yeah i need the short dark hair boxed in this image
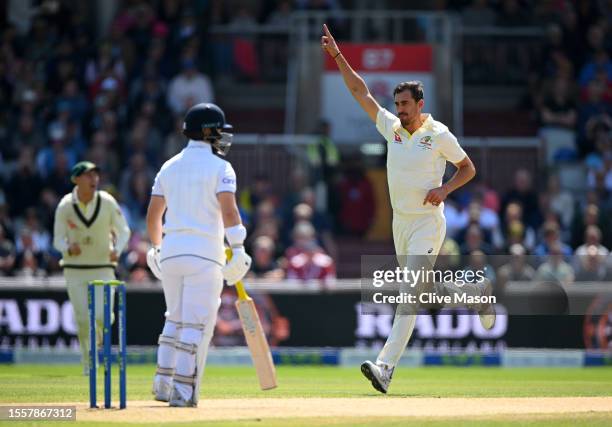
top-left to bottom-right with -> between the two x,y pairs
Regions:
393,81 -> 424,101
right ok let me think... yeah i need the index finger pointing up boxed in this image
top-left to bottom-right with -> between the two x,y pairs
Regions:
323,24 -> 332,37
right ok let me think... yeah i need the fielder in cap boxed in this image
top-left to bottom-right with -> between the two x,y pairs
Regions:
147,103 -> 251,407
322,24 -> 496,394
53,161 -> 131,375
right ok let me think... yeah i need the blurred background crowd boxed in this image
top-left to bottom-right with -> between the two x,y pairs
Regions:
0,0 -> 610,297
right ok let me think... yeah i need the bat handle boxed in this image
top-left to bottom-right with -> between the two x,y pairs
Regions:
235,280 -> 249,300
225,247 -> 250,300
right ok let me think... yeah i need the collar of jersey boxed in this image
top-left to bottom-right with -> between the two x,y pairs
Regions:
399,113 -> 433,138
72,187 -> 97,208
187,140 -> 213,152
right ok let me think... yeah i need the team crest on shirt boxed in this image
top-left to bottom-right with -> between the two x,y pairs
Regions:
418,135 -> 432,149
393,132 -> 402,143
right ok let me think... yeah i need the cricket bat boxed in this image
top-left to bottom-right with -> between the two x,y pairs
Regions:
226,249 -> 277,390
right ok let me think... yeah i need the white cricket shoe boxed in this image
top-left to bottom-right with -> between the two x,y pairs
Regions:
169,386 -> 196,407
478,279 -> 496,330
152,378 -> 173,402
360,360 -> 393,394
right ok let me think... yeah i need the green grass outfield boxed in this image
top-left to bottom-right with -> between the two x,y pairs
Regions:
1,365 -> 611,426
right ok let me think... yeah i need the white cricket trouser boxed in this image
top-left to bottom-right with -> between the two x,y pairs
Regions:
155,255 -> 223,404
376,211 -> 446,367
64,267 -> 116,374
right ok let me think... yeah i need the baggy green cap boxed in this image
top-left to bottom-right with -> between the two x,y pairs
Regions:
71,161 -> 100,183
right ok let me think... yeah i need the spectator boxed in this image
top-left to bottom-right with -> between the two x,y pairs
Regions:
0,197 -> 15,242
466,250 -> 496,284
577,80 -> 612,155
37,188 -> 59,233
503,220 -> 530,254
85,40 -> 127,89
307,120 -> 340,209
501,169 -> 540,229
497,243 -> 536,295
124,115 -> 164,166
539,77 -> 577,129
285,221 -> 336,284
575,225 -> 609,257
36,124 -> 77,178
534,221 -> 573,258
0,224 -> 16,276
547,173 -> 575,229
455,198 -> 498,244
213,287 -> 246,346
443,198 -> 468,239
123,171 -> 152,232
250,199 -> 281,237
571,203 -> 612,249
578,49 -> 612,89
45,151 -> 73,197
336,163 -> 375,236
14,225 -> 46,270
239,175 -> 277,220
6,147 -> 43,218
460,224 -> 494,256
585,119 -> 612,191
535,242 -> 575,285
6,113 -> 45,160
55,79 -> 88,123
119,153 -> 155,201
296,188 -> 337,260
15,250 -> 46,278
574,244 -> 610,281
125,240 -> 156,282
87,131 -> 121,184
166,58 -> 214,115
247,236 -> 284,281
163,116 -> 188,160
280,168 -> 309,229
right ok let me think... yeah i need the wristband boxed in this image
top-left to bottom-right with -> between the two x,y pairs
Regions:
333,51 -> 341,59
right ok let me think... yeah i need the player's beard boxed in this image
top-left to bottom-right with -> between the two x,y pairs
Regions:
399,112 -> 419,129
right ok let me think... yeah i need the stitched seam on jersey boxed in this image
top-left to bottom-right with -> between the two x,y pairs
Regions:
160,254 -> 222,266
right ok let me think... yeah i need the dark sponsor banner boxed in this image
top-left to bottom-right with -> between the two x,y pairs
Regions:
0,290 -> 165,349
0,289 -> 598,350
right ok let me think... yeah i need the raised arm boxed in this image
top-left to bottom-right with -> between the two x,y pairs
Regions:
321,24 -> 380,122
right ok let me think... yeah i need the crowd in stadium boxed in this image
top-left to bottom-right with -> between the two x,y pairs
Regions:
0,0 -> 610,287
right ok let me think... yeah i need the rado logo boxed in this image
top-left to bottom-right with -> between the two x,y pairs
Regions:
0,299 -> 77,335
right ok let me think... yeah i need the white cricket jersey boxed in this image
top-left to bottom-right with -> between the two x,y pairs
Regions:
376,108 -> 466,217
151,140 -> 236,265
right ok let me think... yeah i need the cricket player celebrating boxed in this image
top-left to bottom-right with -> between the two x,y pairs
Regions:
321,24 -> 495,393
146,103 -> 252,407
53,161 -> 130,375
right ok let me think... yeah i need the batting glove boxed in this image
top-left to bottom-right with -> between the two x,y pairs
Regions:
222,246 -> 252,285
146,245 -> 162,280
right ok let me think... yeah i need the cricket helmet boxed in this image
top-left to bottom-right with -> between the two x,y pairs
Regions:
183,103 -> 234,156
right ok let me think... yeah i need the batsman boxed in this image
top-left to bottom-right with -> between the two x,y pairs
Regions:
321,24 -> 496,393
146,103 -> 252,407
53,161 -> 131,375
